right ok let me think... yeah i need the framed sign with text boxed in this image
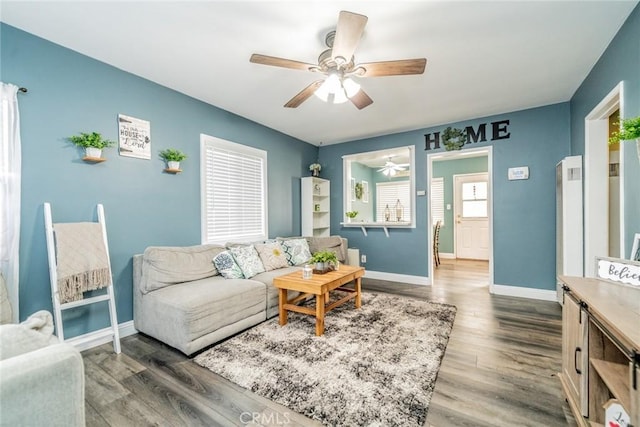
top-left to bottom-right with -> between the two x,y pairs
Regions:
595,257 -> 640,287
118,114 -> 151,159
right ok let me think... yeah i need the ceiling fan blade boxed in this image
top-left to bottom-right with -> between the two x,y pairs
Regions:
284,80 -> 324,108
357,59 -> 427,77
332,11 -> 368,65
349,89 -> 373,110
250,54 -> 315,72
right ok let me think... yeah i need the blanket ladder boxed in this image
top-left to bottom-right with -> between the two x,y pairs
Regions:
44,203 -> 121,353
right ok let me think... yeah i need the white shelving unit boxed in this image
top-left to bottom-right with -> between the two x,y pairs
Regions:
301,177 -> 330,237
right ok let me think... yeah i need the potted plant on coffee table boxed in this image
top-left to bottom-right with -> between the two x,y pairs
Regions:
310,250 -> 338,273
68,132 -> 116,162
159,148 -> 187,172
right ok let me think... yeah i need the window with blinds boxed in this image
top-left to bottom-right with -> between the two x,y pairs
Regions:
376,181 -> 410,222
200,135 -> 267,244
431,177 -> 444,226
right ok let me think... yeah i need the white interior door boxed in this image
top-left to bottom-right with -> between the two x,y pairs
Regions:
455,173 -> 489,260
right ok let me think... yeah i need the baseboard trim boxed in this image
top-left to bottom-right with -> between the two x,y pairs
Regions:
65,320 -> 137,352
438,253 -> 455,259
490,284 -> 557,302
364,270 -> 431,286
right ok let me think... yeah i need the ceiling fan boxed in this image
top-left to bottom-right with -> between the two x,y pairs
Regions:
249,10 -> 427,110
377,157 -> 408,176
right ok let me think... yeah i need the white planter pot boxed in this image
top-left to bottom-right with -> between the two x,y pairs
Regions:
315,262 -> 326,271
85,147 -> 102,158
637,139 -> 640,165
168,161 -> 180,170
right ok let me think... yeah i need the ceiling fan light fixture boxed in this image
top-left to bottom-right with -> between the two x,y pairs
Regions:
343,77 -> 360,98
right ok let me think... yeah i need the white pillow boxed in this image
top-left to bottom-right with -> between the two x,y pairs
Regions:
229,245 -> 266,279
280,238 -> 312,266
255,241 -> 289,271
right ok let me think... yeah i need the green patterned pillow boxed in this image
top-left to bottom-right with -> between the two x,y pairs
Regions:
280,238 -> 312,266
229,245 -> 266,279
212,251 -> 244,279
255,241 -> 289,271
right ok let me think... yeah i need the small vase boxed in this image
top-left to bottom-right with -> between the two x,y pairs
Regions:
168,161 -> 180,170
86,147 -> 102,158
312,169 -> 319,177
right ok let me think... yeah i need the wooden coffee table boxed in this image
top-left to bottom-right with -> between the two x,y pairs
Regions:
273,264 -> 365,336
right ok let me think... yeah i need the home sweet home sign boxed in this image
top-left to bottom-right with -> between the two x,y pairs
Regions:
424,119 -> 511,151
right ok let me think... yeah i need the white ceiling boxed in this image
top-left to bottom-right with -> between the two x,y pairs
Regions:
2,1 -> 637,146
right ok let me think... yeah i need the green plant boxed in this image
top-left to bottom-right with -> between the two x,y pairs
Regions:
310,250 -> 338,264
159,148 -> 187,162
345,211 -> 358,219
442,127 -> 467,151
68,132 -> 116,149
609,116 -> 640,144
354,182 -> 363,199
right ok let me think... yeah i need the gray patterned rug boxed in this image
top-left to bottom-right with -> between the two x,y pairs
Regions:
194,292 -> 456,426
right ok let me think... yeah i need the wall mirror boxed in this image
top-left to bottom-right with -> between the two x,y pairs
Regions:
343,145 -> 415,227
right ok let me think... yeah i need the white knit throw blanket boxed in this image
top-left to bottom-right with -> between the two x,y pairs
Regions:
53,222 -> 111,303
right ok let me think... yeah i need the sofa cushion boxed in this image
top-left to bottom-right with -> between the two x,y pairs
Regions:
255,241 -> 289,271
213,251 -> 244,279
141,275 -> 266,343
0,311 -> 57,361
279,238 -> 312,266
229,245 -> 265,279
306,236 -> 347,263
141,244 -> 226,294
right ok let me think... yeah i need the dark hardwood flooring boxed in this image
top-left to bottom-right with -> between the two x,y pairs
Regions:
83,259 -> 576,426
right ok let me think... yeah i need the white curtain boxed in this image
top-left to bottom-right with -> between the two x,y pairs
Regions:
0,82 -> 22,322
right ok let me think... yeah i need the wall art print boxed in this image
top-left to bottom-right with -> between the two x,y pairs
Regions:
118,114 -> 151,159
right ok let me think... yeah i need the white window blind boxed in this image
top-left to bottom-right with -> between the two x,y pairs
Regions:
376,181 -> 410,222
431,177 -> 444,226
201,135 -> 267,244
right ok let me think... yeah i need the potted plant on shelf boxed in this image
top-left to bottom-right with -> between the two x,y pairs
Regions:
609,116 -> 640,164
309,163 -> 322,177
159,148 -> 187,170
68,132 -> 116,160
310,250 -> 338,272
345,211 -> 358,223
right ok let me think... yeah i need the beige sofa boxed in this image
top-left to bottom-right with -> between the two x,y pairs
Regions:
0,273 -> 85,426
133,236 -> 348,355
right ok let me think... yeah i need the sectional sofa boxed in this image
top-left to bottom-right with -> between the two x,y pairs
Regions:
133,236 -> 348,355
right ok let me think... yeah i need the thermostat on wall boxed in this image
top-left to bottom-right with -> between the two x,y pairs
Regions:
508,166 -> 529,180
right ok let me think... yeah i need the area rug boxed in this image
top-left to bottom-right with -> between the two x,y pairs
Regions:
194,292 -> 456,426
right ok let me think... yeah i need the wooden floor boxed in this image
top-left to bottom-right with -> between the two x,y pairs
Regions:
83,259 -> 576,426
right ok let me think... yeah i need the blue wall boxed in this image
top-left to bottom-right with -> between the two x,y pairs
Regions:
320,103 -> 571,290
1,24 -> 317,332
569,5 -> 640,257
432,157 -> 489,253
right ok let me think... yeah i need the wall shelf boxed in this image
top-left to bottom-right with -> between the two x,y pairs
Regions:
302,177 -> 330,237
340,222 -> 412,237
164,168 -> 182,174
82,156 -> 106,163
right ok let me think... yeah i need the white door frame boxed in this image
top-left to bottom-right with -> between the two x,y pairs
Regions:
584,82 -> 625,276
427,146 -> 493,286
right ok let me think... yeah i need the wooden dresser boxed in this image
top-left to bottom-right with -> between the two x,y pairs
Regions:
559,276 -> 640,426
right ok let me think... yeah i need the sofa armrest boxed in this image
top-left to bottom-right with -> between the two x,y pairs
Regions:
0,343 -> 85,426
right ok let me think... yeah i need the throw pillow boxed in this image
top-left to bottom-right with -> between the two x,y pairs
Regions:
280,238 -> 312,266
229,245 -> 266,279
254,241 -> 289,271
212,251 -> 244,279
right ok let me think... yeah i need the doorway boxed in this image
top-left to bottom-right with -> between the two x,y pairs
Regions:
428,147 -> 493,286
584,83 -> 625,276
